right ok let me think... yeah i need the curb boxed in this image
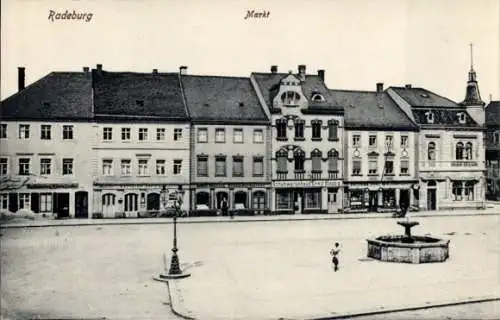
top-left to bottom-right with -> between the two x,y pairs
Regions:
309,296 -> 500,320
1,212 -> 499,229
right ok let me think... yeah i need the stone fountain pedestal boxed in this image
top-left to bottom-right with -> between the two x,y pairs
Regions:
367,220 -> 450,264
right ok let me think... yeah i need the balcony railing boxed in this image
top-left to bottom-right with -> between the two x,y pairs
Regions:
276,172 -> 288,180
294,170 -> 305,180
420,160 -> 480,168
451,161 -> 478,167
328,171 -> 339,179
310,171 -> 322,180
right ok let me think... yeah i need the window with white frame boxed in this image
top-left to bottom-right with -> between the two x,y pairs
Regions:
18,158 -> 30,175
103,127 -> 113,140
400,159 -> 409,175
452,181 -> 475,201
19,124 -> 30,139
0,124 -> 6,139
40,158 -> 52,175
353,135 -> 361,147
311,120 -> 322,139
215,157 -> 226,176
197,156 -> 208,177
0,158 -> 8,175
253,157 -> 264,176
40,193 -> 52,212
174,128 -> 183,141
233,128 -> 243,143
215,128 -> 225,143
384,159 -> 394,175
276,150 -> 288,173
41,125 -> 51,140
328,150 -> 339,172
400,135 -> 408,148
311,149 -> 322,172
197,128 -> 208,143
276,119 -> 287,139
121,159 -> 131,176
138,128 -> 148,141
173,159 -> 182,175
19,193 -> 30,210
156,128 -> 165,141
328,120 -> 338,140
138,159 -> 149,176
156,159 -> 166,175
232,156 -> 244,177
369,135 -> 377,147
63,125 -> 74,140
103,159 -> 113,176
385,135 -> 393,150
62,158 -> 73,175
0,194 -> 8,211
368,158 -> 377,174
352,159 -> 361,176
253,129 -> 263,143
121,128 -> 131,141
294,120 -> 305,139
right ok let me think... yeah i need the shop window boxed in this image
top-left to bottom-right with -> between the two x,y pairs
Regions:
276,191 -> 293,210
382,189 -> 396,208
453,181 -> 475,201
305,190 -> 321,209
349,190 -> 364,209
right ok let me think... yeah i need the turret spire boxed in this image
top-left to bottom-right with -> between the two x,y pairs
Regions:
460,42 -> 483,106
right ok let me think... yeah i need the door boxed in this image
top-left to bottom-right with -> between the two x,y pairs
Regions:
253,191 -> 265,214
102,194 -> 116,218
74,191 -> 88,219
327,189 -> 338,213
56,193 -> 70,218
368,191 -> 378,212
293,190 -> 303,214
147,193 -> 160,212
427,189 -> 437,210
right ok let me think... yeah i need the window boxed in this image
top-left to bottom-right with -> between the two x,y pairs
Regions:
215,128 -> 225,143
253,129 -> 264,143
353,135 -> 361,147
174,128 -> 183,141
0,124 -> 6,139
121,128 -> 131,141
276,119 -> 287,139
156,159 -> 166,175
294,120 -> 305,139
40,193 -> 52,213
385,135 -> 393,150
280,91 -> 301,105
138,159 -> 149,176
400,160 -> 409,175
197,156 -> 208,177
368,158 -> 377,174
311,149 -> 322,172
428,142 -> 436,161
138,128 -> 148,141
124,194 -> 138,212
426,111 -> 434,123
328,150 -> 338,172
173,159 -> 182,175
452,181 -> 474,201
232,156 -> 244,177
384,160 -> 394,175
156,128 -> 165,141
63,125 -> 73,140
40,158 -> 52,175
464,181 -> 475,200
457,112 -> 466,124
328,120 -> 338,140
215,157 -> 226,176
294,149 -> 305,171
41,125 -> 51,140
18,158 -> 30,175
253,157 -> 264,176
62,158 -> 73,175
369,135 -> 377,147
276,191 -> 293,210
0,194 -> 8,211
19,124 -> 30,139
455,142 -> 464,160
465,142 -> 473,160
312,120 -> 322,139
305,190 -> 321,209
233,128 -> 243,143
311,93 -> 325,101
121,159 -> 131,176
0,158 -> 8,175
352,159 -> 361,176
19,193 -> 30,210
197,128 -> 208,143
276,150 -> 288,172
103,127 -> 112,140
103,159 -> 113,176
401,135 -> 408,148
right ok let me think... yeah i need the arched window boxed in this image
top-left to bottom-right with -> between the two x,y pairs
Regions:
311,93 -> 325,101
427,142 -> 436,161
276,118 -> 287,139
465,142 -> 473,160
455,142 -> 464,160
294,119 -> 305,139
276,149 -> 288,172
328,149 -> 339,172
124,193 -> 138,212
311,149 -> 322,172
280,91 -> 301,105
294,149 -> 305,171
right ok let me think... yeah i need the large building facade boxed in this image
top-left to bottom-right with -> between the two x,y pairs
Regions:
485,101 -> 500,200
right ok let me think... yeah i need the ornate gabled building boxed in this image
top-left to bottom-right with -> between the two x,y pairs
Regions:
485,100 -> 500,200
331,83 -> 420,213
251,65 -> 344,214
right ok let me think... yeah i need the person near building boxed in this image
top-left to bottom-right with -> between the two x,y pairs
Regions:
330,242 -> 341,271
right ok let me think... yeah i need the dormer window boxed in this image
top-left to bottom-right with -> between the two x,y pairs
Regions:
457,112 -> 466,124
311,93 -> 325,101
281,91 -> 301,105
425,111 -> 434,124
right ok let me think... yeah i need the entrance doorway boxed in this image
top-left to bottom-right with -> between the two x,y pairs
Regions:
74,191 -> 88,219
102,194 -> 116,218
293,190 -> 304,214
216,191 -> 229,210
400,189 -> 410,209
427,180 -> 437,211
327,189 -> 338,213
253,191 -> 265,214
368,191 -> 378,212
147,193 -> 160,211
55,193 -> 70,218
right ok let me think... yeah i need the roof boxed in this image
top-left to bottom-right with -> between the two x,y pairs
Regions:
0,72 -> 93,120
92,70 -> 188,121
328,89 -> 419,130
180,75 -> 268,123
389,87 -> 460,108
412,109 -> 480,127
251,72 -> 343,113
486,101 -> 500,127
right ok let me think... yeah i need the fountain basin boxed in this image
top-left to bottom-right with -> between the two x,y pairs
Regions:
367,235 -> 450,264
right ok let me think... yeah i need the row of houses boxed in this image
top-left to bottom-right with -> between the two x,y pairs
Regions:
0,62 -> 493,218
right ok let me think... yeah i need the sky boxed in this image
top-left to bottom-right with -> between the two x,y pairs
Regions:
1,0 -> 499,103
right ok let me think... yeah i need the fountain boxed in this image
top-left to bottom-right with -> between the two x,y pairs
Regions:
367,219 -> 450,264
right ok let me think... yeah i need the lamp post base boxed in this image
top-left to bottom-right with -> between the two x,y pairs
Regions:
154,272 -> 191,282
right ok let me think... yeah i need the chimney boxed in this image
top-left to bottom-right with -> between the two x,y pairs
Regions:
96,64 -> 103,71
270,65 -> 278,73
318,69 -> 325,82
405,84 -> 412,89
179,66 -> 188,75
18,67 -> 25,92
298,65 -> 306,80
83,66 -> 89,73
152,69 -> 158,74
376,82 -> 384,93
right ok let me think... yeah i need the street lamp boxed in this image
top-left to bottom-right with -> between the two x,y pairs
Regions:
155,185 -> 191,281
